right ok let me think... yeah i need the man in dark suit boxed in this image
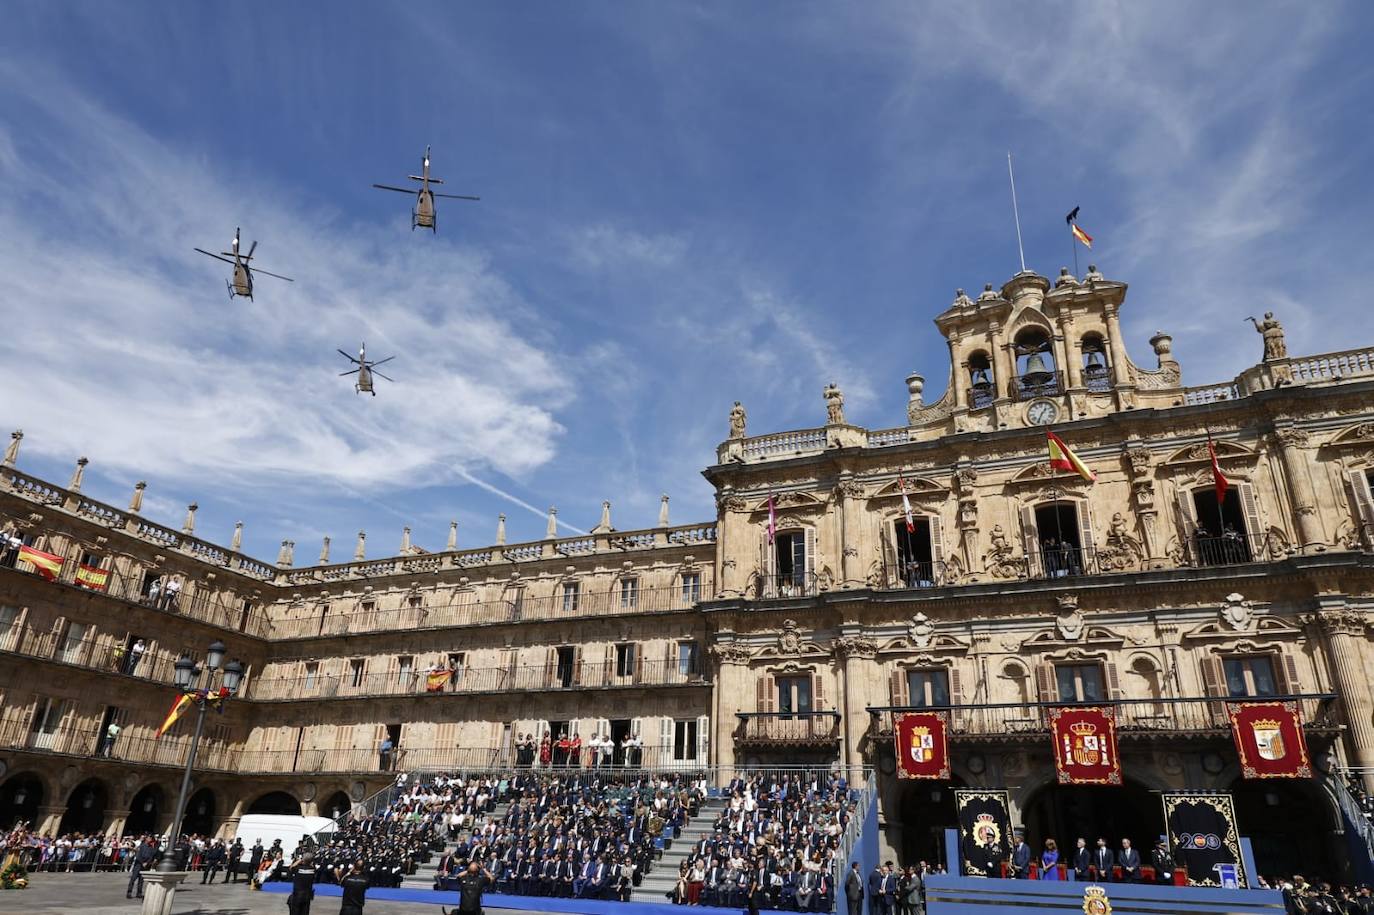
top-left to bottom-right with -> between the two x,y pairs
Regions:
1010,832 -> 1032,879
1092,838 -> 1115,882
845,861 -> 865,915
1118,839 -> 1141,884
868,864 -> 887,915
881,862 -> 898,915
1072,838 -> 1091,882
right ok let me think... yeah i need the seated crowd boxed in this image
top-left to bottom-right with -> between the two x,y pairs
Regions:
669,771 -> 859,911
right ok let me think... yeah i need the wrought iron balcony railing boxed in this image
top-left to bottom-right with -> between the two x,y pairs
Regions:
734,711 -> 842,746
755,571 -> 819,600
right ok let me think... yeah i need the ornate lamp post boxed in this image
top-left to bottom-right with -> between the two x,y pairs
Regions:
156,640 -> 243,872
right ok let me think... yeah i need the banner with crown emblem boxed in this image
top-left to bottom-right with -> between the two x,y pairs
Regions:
1227,701 -> 1311,779
954,789 -> 1013,878
1049,706 -> 1121,785
894,711 -> 950,780
1161,792 -> 1246,887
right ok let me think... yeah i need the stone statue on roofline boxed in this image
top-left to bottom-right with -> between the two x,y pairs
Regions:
729,401 -> 747,439
823,383 -> 845,425
1246,312 -> 1287,361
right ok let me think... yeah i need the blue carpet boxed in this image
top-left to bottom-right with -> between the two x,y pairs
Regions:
263,881 -> 744,915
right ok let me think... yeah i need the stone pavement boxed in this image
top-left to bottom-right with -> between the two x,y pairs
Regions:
0,870 -> 562,915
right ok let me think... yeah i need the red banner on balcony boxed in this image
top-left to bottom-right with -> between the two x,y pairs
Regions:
894,711 -> 950,779
425,668 -> 453,692
1227,701 -> 1311,779
1050,706 -> 1121,785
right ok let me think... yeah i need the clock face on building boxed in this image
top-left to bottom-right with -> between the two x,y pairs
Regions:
1026,400 -> 1059,426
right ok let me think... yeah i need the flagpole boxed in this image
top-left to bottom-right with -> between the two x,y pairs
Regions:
1007,152 -> 1027,273
1069,221 -> 1079,278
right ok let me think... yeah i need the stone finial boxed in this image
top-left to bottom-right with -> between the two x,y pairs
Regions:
545,507 -> 558,539
952,288 -> 974,309
906,372 -> 925,406
977,283 -> 997,302
496,514 -> 506,545
354,530 -> 366,561
1085,263 -> 1104,282
182,503 -> 198,534
400,527 -> 412,554
1054,267 -> 1078,288
2,430 -> 21,467
729,401 -> 747,440
446,521 -> 457,551
592,501 -> 612,534
277,540 -> 295,567
823,382 -> 845,425
230,521 -> 243,552
319,536 -> 331,564
1149,330 -> 1174,364
68,457 -> 89,492
129,481 -> 147,514
658,494 -> 670,528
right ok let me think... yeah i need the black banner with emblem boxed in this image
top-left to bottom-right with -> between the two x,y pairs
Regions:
1161,792 -> 1245,887
955,788 -> 1013,877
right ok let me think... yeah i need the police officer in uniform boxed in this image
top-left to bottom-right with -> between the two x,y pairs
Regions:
443,860 -> 495,915
287,852 -> 317,915
337,860 -> 370,915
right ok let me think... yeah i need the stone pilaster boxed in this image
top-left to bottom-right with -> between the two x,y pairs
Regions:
708,643 -> 753,776
834,634 -> 878,770
1274,427 -> 1326,549
1310,609 -> 1374,788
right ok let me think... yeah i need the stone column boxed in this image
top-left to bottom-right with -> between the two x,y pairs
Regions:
139,871 -> 189,915
709,644 -> 752,778
1273,428 -> 1326,549
1313,610 -> 1374,788
36,805 -> 65,834
1058,316 -> 1081,389
1103,304 -> 1131,385
835,477 -> 864,586
834,635 -> 878,771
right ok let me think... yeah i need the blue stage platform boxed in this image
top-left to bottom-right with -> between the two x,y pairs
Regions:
264,881 -> 741,915
924,874 -> 1286,915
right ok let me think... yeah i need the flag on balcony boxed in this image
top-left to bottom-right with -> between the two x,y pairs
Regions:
1049,706 -> 1121,784
1162,792 -> 1245,887
1046,431 -> 1096,482
425,668 -> 453,692
894,711 -> 949,779
897,475 -> 915,533
766,494 -> 777,545
954,789 -> 1013,877
17,544 -> 63,581
1207,432 -> 1230,504
1227,700 -> 1311,778
75,563 -> 109,592
155,693 -> 193,738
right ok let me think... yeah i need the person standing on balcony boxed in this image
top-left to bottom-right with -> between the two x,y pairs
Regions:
1071,838 -> 1091,881
162,576 -> 182,611
1092,838 -> 1114,881
1150,837 -> 1174,885
1009,832 -> 1031,878
378,736 -> 393,771
126,638 -> 146,675
1040,839 -> 1060,880
1118,838 -> 1141,883
100,720 -> 120,757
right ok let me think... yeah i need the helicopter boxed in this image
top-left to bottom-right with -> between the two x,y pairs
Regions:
338,344 -> 395,396
194,228 -> 294,300
372,146 -> 480,232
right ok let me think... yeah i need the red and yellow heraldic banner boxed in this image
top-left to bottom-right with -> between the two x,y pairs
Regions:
1050,706 -> 1121,785
894,712 -> 951,779
1228,701 -> 1312,779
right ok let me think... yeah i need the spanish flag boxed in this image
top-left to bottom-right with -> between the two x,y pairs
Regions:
155,692 -> 193,738
18,545 -> 63,581
1046,431 -> 1097,482
425,668 -> 453,692
76,564 -> 109,592
1207,432 -> 1230,504
1070,223 -> 1093,249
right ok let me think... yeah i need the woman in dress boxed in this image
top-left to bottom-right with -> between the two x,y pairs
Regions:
538,733 -> 551,768
1040,838 -> 1061,880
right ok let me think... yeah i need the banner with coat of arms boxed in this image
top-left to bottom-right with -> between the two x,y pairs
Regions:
893,711 -> 950,779
1049,706 -> 1121,785
1227,701 -> 1311,779
1161,792 -> 1245,887
954,789 -> 1012,878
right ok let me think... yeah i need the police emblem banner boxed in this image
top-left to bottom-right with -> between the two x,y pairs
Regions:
1227,701 -> 1311,779
1161,792 -> 1245,887
1049,706 -> 1121,785
955,789 -> 1012,877
894,712 -> 950,779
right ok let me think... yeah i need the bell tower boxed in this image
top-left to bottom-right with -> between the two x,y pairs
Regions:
932,266 -> 1178,432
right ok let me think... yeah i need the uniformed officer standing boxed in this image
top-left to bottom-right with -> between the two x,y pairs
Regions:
443,861 -> 495,915
337,860 -> 370,915
287,853 -> 317,915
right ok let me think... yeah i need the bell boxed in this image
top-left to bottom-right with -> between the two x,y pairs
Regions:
1024,352 -> 1049,375
972,368 -> 991,386
1086,349 -> 1104,368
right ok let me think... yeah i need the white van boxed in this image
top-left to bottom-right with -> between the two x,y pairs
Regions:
233,814 -> 337,864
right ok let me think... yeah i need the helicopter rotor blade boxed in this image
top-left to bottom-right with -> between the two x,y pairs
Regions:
194,248 -> 238,266
369,356 -> 396,367
339,368 -> 361,377
246,240 -> 258,260
337,349 -> 360,363
373,370 -> 396,383
373,184 -> 417,194
249,267 -> 294,282
433,193 -> 480,201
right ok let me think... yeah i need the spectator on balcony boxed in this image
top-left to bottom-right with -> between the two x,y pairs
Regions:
538,733 -> 551,768
1118,838 -> 1141,883
0,525 -> 21,567
1039,839 -> 1060,880
1091,838 -> 1114,881
1009,832 -> 1031,878
1151,837 -> 1174,885
554,733 -> 570,767
621,732 -> 642,768
126,638 -> 146,675
568,732 -> 583,768
378,736 -> 394,771
161,576 -> 182,611
1071,837 -> 1091,881
100,720 -> 120,757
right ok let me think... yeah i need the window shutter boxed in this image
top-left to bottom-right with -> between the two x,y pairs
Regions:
1200,656 -> 1226,697
949,667 -> 965,705
659,718 -> 673,765
1020,506 -> 1041,577
696,715 -> 710,764
880,522 -> 898,588
1076,499 -> 1095,560
1278,652 -> 1300,697
757,674 -> 776,712
544,648 -> 555,688
1175,487 -> 1198,558
804,527 -> 816,581
574,646 -> 583,687
1035,663 -> 1058,702
1346,470 -> 1374,548
813,671 -> 825,711
929,514 -> 946,567
762,527 -> 774,592
1237,483 -> 1264,552
1105,662 -> 1123,700
635,643 -> 644,684
890,668 -> 909,707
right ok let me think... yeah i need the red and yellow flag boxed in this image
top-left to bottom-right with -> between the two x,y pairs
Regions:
76,564 -> 109,592
1207,433 -> 1230,504
1070,223 -> 1093,249
425,669 -> 453,692
18,545 -> 63,581
1046,431 -> 1096,482
155,693 -> 192,738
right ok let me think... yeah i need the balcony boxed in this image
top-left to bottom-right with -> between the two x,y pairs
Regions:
1014,371 -> 1063,401
877,559 -> 949,590
755,571 -> 819,600
868,694 -> 1340,743
248,659 -> 709,701
735,711 -> 842,748
0,621 -> 181,685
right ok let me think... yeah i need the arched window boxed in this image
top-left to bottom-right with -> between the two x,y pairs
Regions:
1081,334 -> 1111,391
1014,328 -> 1058,399
967,351 -> 995,409
1177,484 -> 1260,566
1020,498 -> 1094,579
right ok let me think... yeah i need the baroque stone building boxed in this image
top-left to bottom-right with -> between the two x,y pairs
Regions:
2,266 -> 1373,880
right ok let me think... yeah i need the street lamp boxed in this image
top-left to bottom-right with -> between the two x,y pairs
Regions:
157,643 -> 243,872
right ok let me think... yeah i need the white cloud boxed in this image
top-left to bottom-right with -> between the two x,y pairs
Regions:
565,224 -> 689,272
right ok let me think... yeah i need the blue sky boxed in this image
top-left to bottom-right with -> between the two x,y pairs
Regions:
1,2 -> 1370,561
